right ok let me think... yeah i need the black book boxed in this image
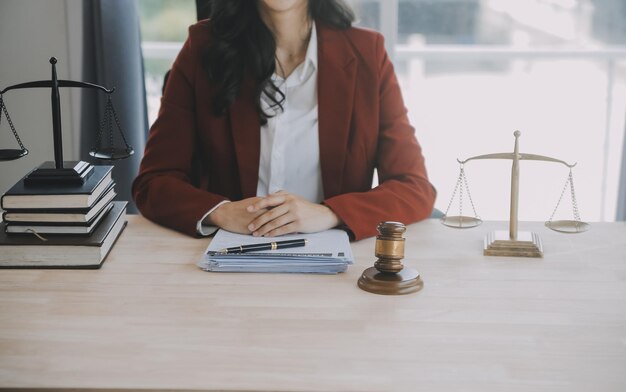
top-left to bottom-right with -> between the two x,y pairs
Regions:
0,201 -> 127,269
1,165 -> 113,210
3,183 -> 116,224
5,202 -> 114,235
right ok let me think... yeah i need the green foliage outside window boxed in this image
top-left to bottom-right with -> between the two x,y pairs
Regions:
138,0 -> 196,42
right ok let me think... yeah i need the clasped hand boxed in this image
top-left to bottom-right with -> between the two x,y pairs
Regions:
208,191 -> 341,237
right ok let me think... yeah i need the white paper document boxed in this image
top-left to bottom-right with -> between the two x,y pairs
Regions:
198,229 -> 353,274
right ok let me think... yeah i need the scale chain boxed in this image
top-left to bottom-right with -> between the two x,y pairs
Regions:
0,94 -> 26,151
461,166 -> 480,218
443,165 -> 464,217
108,96 -> 131,150
93,97 -> 108,152
107,98 -> 114,149
569,170 -> 582,222
548,169 -> 581,223
443,165 -> 480,221
459,169 -> 464,217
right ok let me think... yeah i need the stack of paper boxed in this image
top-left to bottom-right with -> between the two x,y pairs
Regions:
198,229 -> 353,274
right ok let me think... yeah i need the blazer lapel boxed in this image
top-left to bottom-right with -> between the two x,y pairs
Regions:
317,23 -> 357,198
229,77 -> 261,198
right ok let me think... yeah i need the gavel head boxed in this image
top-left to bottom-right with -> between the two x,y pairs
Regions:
374,221 -> 406,274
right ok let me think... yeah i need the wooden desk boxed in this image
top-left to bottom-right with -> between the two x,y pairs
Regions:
1,216 -> 625,391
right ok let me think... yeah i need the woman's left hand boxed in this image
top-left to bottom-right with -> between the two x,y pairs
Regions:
246,191 -> 342,237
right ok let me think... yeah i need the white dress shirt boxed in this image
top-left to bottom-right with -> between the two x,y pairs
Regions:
198,24 -> 322,236
257,23 -> 322,202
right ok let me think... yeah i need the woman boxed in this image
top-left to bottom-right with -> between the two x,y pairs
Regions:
132,0 -> 436,241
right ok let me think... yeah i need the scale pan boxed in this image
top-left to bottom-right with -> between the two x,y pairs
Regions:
0,148 -> 28,161
89,148 -> 134,160
441,215 -> 482,229
545,220 -> 590,233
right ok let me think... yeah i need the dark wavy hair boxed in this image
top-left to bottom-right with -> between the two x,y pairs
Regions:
204,0 -> 355,124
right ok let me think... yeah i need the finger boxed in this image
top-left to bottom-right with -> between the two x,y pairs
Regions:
250,207 -> 269,219
248,204 -> 289,232
264,222 -> 299,237
246,194 -> 287,212
253,212 -> 296,237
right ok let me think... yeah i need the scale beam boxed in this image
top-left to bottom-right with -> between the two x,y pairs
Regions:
458,153 -> 576,168
1,80 -> 115,95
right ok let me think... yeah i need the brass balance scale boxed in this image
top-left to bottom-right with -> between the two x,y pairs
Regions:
441,131 -> 590,257
0,57 -> 133,185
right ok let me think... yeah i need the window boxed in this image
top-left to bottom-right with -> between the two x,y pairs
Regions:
138,0 -> 196,123
349,0 -> 626,222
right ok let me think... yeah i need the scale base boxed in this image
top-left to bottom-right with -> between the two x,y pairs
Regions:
358,267 -> 424,295
24,161 -> 94,186
484,230 -> 543,258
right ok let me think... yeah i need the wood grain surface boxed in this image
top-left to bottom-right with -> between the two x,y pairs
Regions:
1,216 -> 625,392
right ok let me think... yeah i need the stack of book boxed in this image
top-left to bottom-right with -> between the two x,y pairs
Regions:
0,164 -> 127,268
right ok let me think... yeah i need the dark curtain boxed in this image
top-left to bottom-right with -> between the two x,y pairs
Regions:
81,0 -> 148,213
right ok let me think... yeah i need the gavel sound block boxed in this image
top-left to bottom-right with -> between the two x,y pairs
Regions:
357,222 -> 423,295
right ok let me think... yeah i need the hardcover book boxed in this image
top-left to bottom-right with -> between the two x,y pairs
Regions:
2,184 -> 116,223
1,165 -> 113,210
0,201 -> 127,269
5,203 -> 114,235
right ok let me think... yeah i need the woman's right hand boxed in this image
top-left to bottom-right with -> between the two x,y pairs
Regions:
205,197 -> 268,234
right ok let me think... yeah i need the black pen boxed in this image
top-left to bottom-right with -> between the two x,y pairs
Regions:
218,238 -> 308,254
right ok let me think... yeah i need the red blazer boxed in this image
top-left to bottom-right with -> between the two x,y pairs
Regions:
133,20 -> 436,241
